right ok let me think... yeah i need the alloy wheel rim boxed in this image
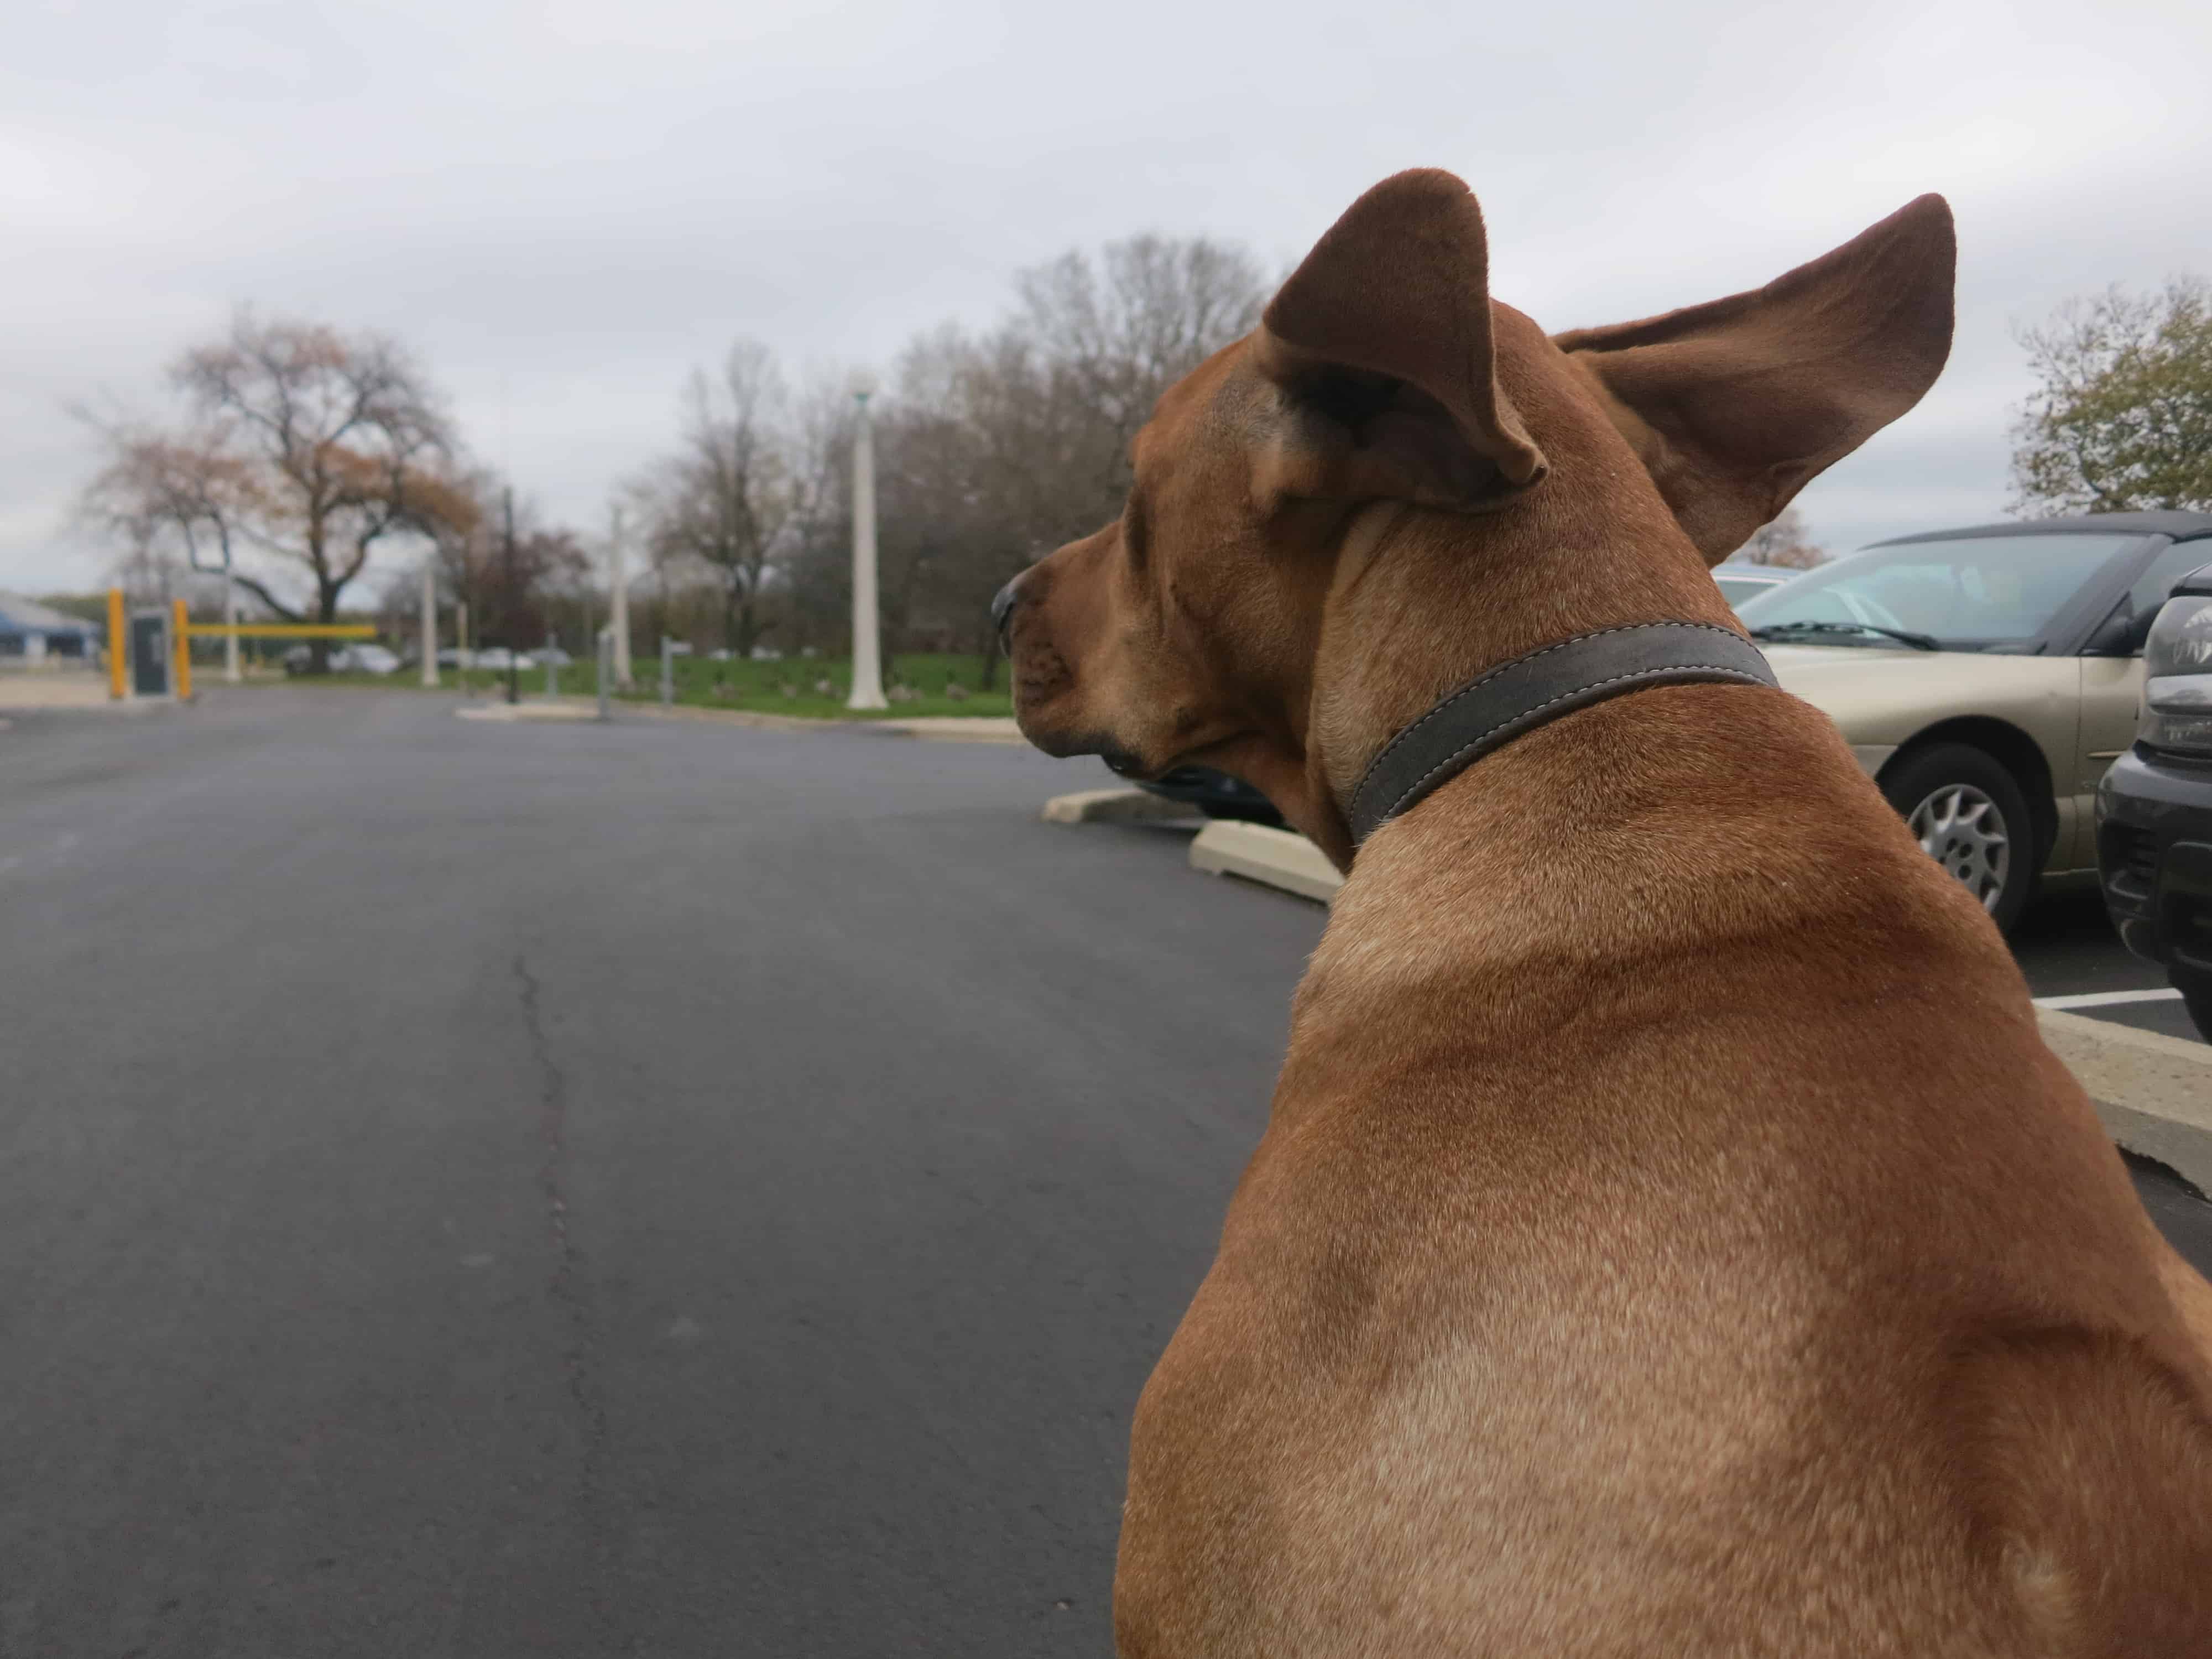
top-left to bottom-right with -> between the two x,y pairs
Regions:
1908,783 -> 2010,914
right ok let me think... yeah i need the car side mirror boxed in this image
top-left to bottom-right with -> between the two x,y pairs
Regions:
2085,607 -> 2156,657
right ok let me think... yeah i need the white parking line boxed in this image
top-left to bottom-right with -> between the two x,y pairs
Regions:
2034,988 -> 2187,1011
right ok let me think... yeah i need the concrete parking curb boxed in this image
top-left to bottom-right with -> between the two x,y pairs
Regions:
872,717 -> 1026,744
1042,787 -> 1201,825
1180,820 -> 2212,1175
2036,1008 -> 2212,1192
456,701 -> 603,723
619,701 -> 829,733
0,676 -> 119,712
1188,820 -> 1345,903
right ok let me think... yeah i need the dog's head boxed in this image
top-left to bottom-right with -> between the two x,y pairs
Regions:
1001,170 -> 1954,863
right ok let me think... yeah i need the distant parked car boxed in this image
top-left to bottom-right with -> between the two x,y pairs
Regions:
2096,560 -> 2212,1040
471,646 -> 524,670
530,646 -> 573,668
1712,562 -> 1801,609
281,643 -> 398,675
329,644 -> 401,675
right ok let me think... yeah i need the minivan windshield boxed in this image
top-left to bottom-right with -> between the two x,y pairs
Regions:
1733,533 -> 2146,651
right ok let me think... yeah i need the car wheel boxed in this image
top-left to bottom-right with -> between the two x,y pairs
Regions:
1880,743 -> 2038,935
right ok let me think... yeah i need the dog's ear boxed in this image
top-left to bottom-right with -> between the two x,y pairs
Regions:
1249,169 -> 1548,515
1553,195 -> 1955,565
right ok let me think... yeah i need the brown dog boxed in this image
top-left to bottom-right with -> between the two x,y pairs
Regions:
1003,170 -> 2212,1655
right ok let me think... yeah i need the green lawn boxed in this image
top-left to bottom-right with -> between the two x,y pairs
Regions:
262,652 -> 1014,721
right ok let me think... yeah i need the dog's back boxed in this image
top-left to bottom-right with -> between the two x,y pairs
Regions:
1114,689 -> 2212,1657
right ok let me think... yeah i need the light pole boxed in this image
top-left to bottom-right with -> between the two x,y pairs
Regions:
608,503 -> 633,688
222,546 -> 241,684
503,485 -> 520,707
419,555 -> 438,688
845,373 -> 886,712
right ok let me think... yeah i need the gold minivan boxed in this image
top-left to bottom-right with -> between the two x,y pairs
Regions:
1734,511 -> 2212,932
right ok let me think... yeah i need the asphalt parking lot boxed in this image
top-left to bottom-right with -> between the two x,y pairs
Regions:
1,688 -> 2204,1658
2006,886 -> 2203,1044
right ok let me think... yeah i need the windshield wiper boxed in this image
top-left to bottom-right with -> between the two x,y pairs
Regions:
1749,620 -> 1940,651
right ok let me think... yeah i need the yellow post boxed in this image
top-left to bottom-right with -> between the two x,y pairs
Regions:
107,587 -> 127,699
171,598 -> 192,701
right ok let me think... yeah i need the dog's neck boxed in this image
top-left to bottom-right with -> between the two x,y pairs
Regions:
1297,476 -> 1740,867
1273,668 -> 2000,1158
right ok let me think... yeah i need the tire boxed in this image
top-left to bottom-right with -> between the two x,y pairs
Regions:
1880,742 -> 2039,935
2180,976 -> 2212,1045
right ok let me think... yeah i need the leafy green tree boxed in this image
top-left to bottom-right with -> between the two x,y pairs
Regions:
2010,274 -> 2212,516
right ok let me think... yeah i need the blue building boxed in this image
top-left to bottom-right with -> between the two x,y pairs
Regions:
0,593 -> 103,664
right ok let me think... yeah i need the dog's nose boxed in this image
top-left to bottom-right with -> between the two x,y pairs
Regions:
990,577 -> 1022,641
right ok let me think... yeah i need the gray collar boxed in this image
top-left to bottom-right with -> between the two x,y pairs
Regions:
1345,622 -> 1779,846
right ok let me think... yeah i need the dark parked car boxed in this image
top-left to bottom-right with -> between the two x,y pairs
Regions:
2097,559 -> 2212,1040
1125,763 -> 1285,824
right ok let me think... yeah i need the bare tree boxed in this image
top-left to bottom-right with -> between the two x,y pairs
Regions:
76,422 -> 253,588
388,469 -> 593,656
490,521 -> 593,654
179,310 -> 469,662
1735,506 -> 1827,568
100,505 -> 182,606
644,238 -> 1269,677
415,464 -> 497,633
1013,234 -> 1269,513
770,367 -> 862,651
630,340 -> 798,659
78,310 -> 471,670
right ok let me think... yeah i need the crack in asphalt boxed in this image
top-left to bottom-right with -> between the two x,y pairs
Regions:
512,953 -> 617,1613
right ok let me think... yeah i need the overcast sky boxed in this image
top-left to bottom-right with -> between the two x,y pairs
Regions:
6,0 -> 2208,596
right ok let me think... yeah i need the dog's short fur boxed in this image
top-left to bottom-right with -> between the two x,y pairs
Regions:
1003,170 -> 2212,1655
